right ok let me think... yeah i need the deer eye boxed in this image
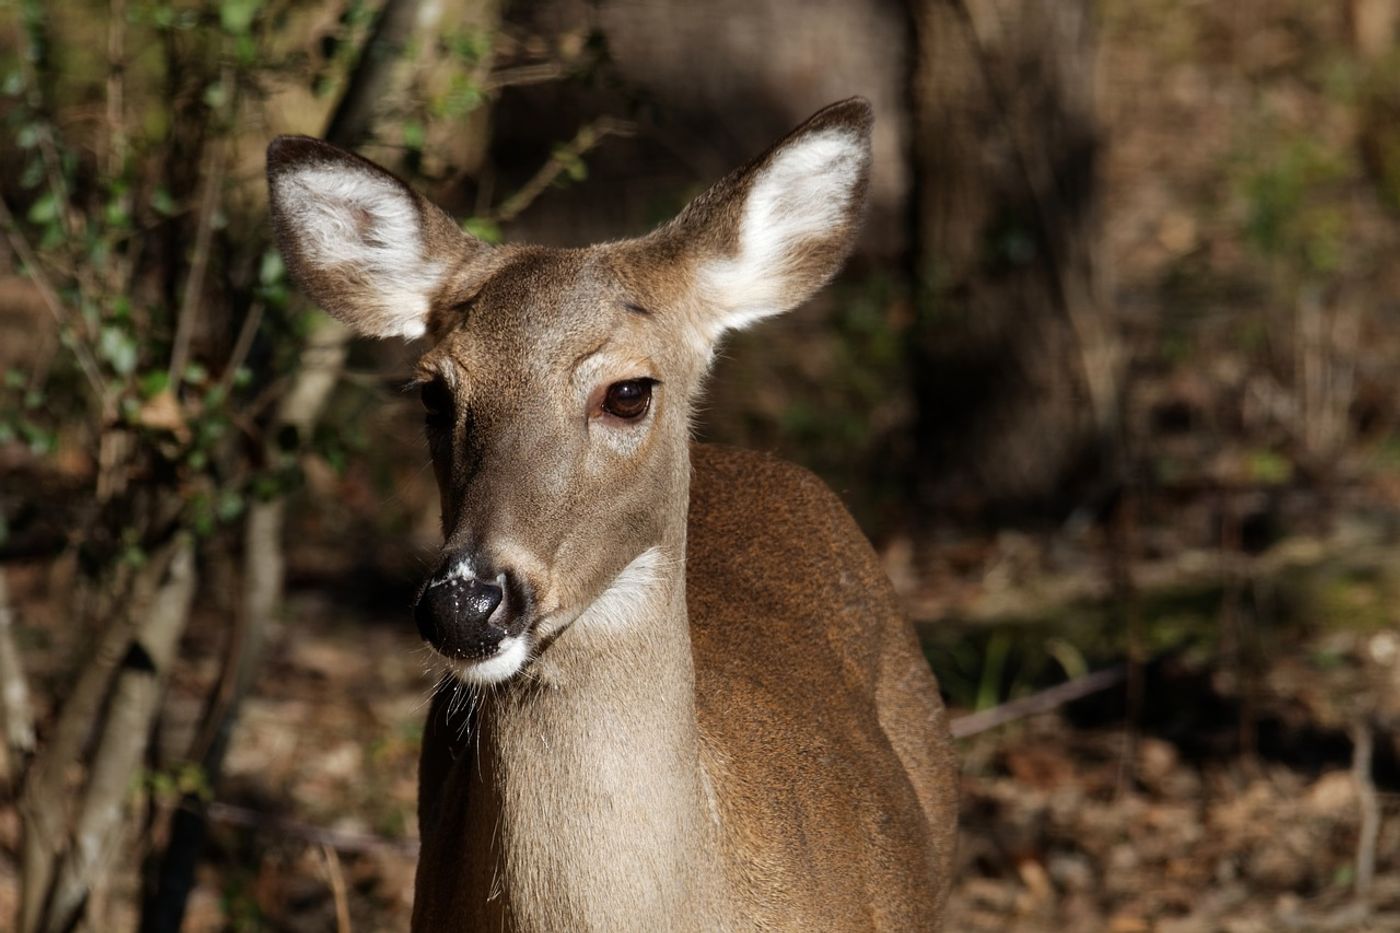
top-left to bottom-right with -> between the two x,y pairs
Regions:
601,379 -> 654,420
420,380 -> 453,425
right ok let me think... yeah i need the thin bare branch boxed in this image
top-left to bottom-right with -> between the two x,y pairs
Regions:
217,300 -> 264,396
944,0 -> 1119,436
17,0 -> 80,243
104,0 -> 127,177
481,61 -> 564,92
0,194 -> 106,399
321,844 -> 353,933
169,63 -> 233,388
1351,719 -> 1378,903
0,565 -> 37,780
490,117 -> 634,224
950,665 -> 1126,739
323,0 -> 425,149
203,801 -> 420,857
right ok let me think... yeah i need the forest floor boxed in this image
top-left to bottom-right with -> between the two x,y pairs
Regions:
4,490 -> 1399,932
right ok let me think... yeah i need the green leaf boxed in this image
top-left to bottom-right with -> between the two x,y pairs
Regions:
139,370 -> 170,398
462,217 -> 503,244
219,0 -> 262,34
150,188 -> 177,217
19,160 -> 43,190
215,489 -> 244,523
26,192 -> 58,225
202,80 -> 228,110
17,419 -> 55,455
1246,449 -> 1293,486
104,198 -> 131,229
98,325 -> 139,376
258,249 -> 285,286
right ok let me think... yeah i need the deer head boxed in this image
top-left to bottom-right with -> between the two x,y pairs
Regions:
266,99 -> 872,686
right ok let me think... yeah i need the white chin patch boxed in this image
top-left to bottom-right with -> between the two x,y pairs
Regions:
448,636 -> 529,686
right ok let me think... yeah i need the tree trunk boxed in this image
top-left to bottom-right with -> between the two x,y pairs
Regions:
908,0 -> 1116,516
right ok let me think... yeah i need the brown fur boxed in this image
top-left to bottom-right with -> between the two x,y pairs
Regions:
267,98 -> 958,931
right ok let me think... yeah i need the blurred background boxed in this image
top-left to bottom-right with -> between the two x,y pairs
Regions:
2,0 -> 1400,930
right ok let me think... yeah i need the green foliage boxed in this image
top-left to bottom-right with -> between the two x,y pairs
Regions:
0,0 -> 350,578
462,216 -> 504,244
1239,136 -> 1349,276
141,761 -> 213,805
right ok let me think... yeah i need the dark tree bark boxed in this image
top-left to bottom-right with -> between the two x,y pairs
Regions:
909,0 -> 1117,516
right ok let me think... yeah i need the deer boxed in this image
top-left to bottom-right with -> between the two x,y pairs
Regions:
266,98 -> 958,931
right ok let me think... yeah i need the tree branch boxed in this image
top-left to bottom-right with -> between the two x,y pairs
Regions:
168,63 -> 233,389
1351,719 -> 1378,903
950,665 -> 1126,739
323,0 -> 424,149
0,565 -> 37,781
0,194 -> 106,399
18,543 -> 175,933
490,117 -> 634,224
46,535 -> 198,933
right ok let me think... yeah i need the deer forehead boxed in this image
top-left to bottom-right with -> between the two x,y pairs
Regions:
422,248 -> 690,389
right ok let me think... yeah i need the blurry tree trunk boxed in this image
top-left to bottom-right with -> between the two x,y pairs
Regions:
1347,0 -> 1400,59
18,532 -> 194,933
0,566 -> 36,780
44,536 -> 197,932
908,0 -> 1117,514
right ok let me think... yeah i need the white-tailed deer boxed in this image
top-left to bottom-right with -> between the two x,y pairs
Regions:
267,98 -> 957,931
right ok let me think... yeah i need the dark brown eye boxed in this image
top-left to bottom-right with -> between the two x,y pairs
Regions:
420,380 -> 452,425
602,379 -> 654,420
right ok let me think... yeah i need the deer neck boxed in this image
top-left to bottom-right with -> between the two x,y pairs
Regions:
475,524 -> 731,929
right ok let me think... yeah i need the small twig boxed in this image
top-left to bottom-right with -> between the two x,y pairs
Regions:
950,665 -> 1126,739
489,117 -> 634,224
1350,719 -> 1378,904
481,62 -> 564,92
0,565 -> 37,780
18,0 -> 80,243
105,0 -> 127,177
217,299 -> 264,395
323,0 -> 424,149
169,66 -> 233,388
0,193 -> 106,399
202,801 -> 420,857
945,0 -> 1118,435
321,844 -> 353,933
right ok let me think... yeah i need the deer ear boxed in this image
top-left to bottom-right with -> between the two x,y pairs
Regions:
655,98 -> 872,344
266,136 -> 486,340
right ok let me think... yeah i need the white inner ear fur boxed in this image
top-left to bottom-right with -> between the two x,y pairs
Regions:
274,165 -> 444,339
697,129 -> 864,339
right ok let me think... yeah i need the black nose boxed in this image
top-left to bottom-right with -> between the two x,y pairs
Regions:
415,575 -> 505,659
